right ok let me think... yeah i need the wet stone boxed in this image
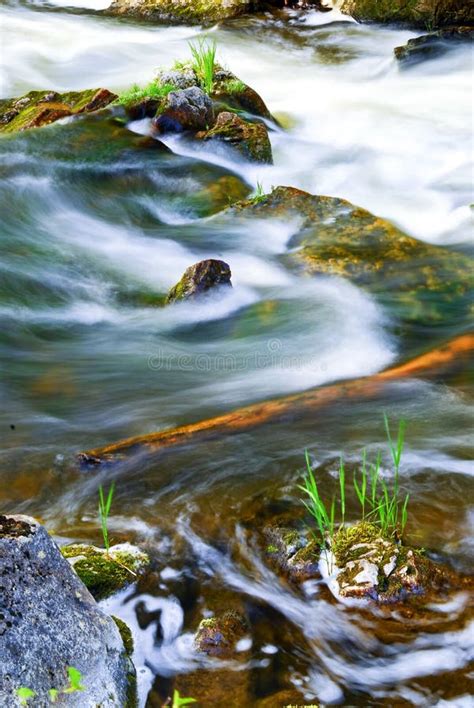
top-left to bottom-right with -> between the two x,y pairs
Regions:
0,515 -> 134,707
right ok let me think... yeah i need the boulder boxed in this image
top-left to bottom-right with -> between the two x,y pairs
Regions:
0,515 -> 134,707
211,69 -> 274,121
0,88 -> 117,134
152,86 -> 214,134
394,27 -> 474,66
327,522 -> 456,603
107,0 -> 251,24
231,186 -> 472,327
61,542 -> 150,601
340,0 -> 474,30
194,610 -> 249,657
196,111 -> 273,163
166,259 -> 232,304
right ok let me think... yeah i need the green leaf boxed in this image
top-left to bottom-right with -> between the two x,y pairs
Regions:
15,688 -> 36,706
48,688 -> 59,703
173,689 -> 197,707
64,666 -> 85,693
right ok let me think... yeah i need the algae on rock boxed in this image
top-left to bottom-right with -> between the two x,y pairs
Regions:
231,186 -> 473,328
0,88 -> 117,134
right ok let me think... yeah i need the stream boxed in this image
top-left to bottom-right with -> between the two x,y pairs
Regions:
1,2 -> 473,705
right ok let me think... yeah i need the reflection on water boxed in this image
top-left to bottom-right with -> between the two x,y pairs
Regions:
1,2 -> 473,706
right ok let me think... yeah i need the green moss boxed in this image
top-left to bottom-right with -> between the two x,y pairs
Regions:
109,0 -> 248,24
225,79 -> 246,94
112,616 -> 134,655
0,88 -> 117,134
117,81 -> 174,107
332,522 -> 381,566
61,544 -> 149,600
266,544 -> 278,553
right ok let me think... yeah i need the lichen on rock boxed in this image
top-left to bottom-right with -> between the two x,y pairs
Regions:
61,542 -> 150,600
326,521 -> 455,603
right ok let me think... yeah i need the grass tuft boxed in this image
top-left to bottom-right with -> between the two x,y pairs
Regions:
189,37 -> 217,94
299,417 -> 410,555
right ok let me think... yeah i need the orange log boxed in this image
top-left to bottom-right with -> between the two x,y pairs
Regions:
79,333 -> 474,464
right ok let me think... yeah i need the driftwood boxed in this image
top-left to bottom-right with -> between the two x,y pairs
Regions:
79,334 -> 473,464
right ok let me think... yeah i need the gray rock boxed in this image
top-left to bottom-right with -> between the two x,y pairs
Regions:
156,69 -> 198,90
153,86 -> 214,134
0,514 -> 134,707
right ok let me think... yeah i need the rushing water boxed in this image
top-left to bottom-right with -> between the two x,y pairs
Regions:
1,2 -> 473,706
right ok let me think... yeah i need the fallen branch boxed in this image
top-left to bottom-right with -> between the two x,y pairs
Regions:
79,333 -> 473,465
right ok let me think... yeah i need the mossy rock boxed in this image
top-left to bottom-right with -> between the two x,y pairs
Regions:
112,616 -> 138,708
341,0 -> 474,29
107,0 -> 251,24
0,88 -> 117,134
166,259 -> 232,304
196,111 -> 272,164
231,186 -> 473,328
211,69 -> 274,121
394,27 -> 474,67
329,521 -> 456,603
61,542 -> 150,600
263,526 -> 320,583
194,610 -> 249,657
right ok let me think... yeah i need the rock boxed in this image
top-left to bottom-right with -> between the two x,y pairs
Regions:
61,542 -> 150,601
194,610 -> 249,657
166,259 -> 232,304
0,88 -> 117,134
394,27 -> 474,66
211,70 -> 274,121
196,111 -> 272,163
328,522 -> 455,603
152,86 -> 214,134
107,0 -> 251,24
231,186 -> 472,327
264,526 -> 320,582
340,0 -> 474,30
0,514 -> 134,707
156,68 -> 199,90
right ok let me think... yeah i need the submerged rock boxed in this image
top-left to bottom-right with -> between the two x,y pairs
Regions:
0,88 -> 117,134
394,27 -> 474,66
231,186 -> 472,327
152,86 -> 214,134
327,522 -> 455,603
61,542 -> 150,600
107,0 -> 251,24
166,259 -> 232,304
341,0 -> 474,29
194,610 -> 249,657
264,526 -> 320,582
0,515 -> 134,707
197,111 -> 272,163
